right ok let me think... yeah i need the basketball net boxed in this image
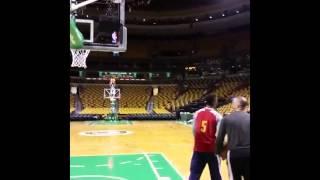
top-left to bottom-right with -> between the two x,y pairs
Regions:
70,49 -> 90,69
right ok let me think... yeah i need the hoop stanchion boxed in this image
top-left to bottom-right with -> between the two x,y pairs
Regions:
104,78 -> 121,121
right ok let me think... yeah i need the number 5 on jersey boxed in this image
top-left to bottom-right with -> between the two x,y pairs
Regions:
200,120 -> 207,133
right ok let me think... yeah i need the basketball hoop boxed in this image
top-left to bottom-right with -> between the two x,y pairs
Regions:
70,49 -> 90,68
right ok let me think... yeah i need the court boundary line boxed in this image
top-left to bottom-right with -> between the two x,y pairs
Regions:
70,165 -> 85,168
160,153 -> 185,180
144,153 -> 161,179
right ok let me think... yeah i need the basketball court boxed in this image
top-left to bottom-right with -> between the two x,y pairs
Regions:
71,121 -> 230,180
70,0 -> 249,179
71,153 -> 183,180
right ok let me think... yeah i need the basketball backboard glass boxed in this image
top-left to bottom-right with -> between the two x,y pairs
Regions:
72,0 -> 127,53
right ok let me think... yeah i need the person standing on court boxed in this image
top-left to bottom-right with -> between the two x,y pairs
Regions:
216,96 -> 250,180
189,95 -> 222,180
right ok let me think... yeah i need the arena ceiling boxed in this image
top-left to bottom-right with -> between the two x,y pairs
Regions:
75,0 -> 222,11
74,0 -> 249,17
127,0 -> 221,11
74,0 -> 250,36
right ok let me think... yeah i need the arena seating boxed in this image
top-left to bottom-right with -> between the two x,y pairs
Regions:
176,76 -> 249,113
217,86 -> 250,115
79,85 -> 106,108
174,89 -> 206,109
118,86 -> 150,108
75,85 -> 149,114
124,114 -> 176,120
185,79 -> 216,89
70,75 -> 249,116
170,79 -> 219,110
153,86 -> 177,113
119,108 -> 147,114
80,108 -> 111,114
153,108 -> 171,114
210,76 -> 248,98
70,95 -> 75,112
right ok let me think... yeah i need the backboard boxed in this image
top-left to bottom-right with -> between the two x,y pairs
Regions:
104,88 -> 121,99
71,0 -> 127,53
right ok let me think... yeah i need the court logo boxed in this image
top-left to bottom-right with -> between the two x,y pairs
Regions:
79,130 -> 132,137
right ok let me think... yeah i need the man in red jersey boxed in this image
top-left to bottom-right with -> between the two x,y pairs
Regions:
189,95 -> 222,180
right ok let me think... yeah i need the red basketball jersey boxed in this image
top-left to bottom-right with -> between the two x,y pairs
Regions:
193,107 -> 222,152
